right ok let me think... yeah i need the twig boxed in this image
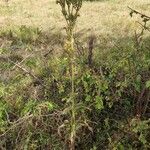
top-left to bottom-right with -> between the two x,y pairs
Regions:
88,35 -> 96,68
128,6 -> 150,19
136,87 -> 146,117
11,54 -> 33,70
137,22 -> 150,32
143,91 -> 150,116
43,48 -> 53,57
9,59 -> 46,87
0,114 -> 33,138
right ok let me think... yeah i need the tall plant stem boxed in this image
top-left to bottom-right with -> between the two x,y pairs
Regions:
70,58 -> 75,150
68,28 -> 76,150
57,1 -> 82,149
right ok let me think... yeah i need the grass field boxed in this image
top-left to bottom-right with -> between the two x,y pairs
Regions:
0,1 -> 150,149
0,0 -> 150,39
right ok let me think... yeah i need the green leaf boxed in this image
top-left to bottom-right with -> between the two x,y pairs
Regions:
139,133 -> 147,145
117,142 -> 125,150
21,99 -> 37,116
95,96 -> 104,110
85,95 -> 91,102
0,83 -> 5,97
45,102 -> 54,111
146,80 -> 150,88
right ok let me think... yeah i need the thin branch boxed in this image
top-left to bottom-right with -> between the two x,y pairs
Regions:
128,6 -> 150,19
0,114 -> 33,138
137,22 -> 150,32
9,59 -> 46,87
11,54 -> 33,70
143,91 -> 150,116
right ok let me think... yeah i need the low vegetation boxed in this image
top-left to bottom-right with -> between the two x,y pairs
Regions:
0,0 -> 150,149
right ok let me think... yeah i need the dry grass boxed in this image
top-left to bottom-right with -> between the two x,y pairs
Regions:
0,0 -> 150,38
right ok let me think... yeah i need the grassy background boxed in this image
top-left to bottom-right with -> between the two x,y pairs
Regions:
0,0 -> 150,39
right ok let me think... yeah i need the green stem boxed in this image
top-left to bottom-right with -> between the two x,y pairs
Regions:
70,59 -> 75,150
69,28 -> 76,150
